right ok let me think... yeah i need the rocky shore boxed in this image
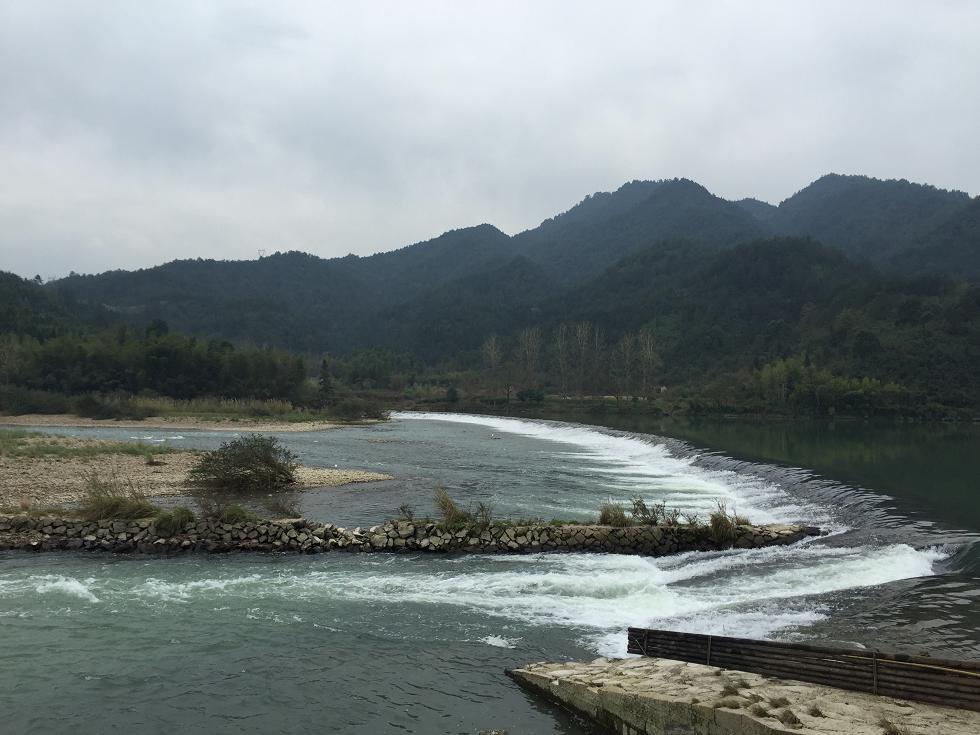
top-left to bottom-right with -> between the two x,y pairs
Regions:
0,514 -> 820,554
0,449 -> 392,507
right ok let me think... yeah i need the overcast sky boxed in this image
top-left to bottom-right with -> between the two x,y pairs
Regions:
1,1 -> 978,279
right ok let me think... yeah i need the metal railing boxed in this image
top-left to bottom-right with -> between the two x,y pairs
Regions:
626,627 -> 980,712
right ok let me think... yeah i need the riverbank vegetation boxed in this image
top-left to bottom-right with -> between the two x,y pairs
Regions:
0,429 -> 173,460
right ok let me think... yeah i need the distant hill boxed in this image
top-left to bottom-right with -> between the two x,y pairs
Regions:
760,173 -> 973,265
43,173 -> 980,366
892,197 -> 980,280
513,178 -> 768,283
0,271 -> 111,339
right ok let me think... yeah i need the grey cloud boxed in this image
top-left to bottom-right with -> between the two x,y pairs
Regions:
0,0 -> 978,278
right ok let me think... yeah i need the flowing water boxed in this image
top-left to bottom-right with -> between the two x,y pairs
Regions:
1,413 -> 978,734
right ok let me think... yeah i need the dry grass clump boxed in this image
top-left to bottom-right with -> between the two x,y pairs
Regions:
748,702 -> 770,717
152,506 -> 196,537
777,708 -> 802,727
878,717 -> 913,735
807,704 -> 825,717
769,696 -> 791,708
598,502 -> 631,527
720,677 -> 752,697
712,697 -> 743,709
709,501 -> 751,545
217,504 -> 258,524
78,473 -> 158,520
434,486 -> 474,526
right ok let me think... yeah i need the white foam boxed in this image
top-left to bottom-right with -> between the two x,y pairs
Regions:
394,412 -> 829,527
479,635 -> 520,648
31,575 -> 100,603
90,542 -> 938,655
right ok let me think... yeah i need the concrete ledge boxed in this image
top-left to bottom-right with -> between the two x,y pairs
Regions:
508,657 -> 980,735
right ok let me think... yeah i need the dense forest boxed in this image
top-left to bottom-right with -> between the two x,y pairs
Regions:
3,173 -> 979,419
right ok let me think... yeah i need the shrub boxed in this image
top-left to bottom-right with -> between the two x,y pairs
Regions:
629,495 -> 658,524
396,503 -> 415,521
73,394 -> 153,421
516,388 -> 545,403
807,705 -> 825,717
0,387 -> 72,415
598,502 -> 631,527
79,474 -> 157,520
769,696 -> 791,708
189,434 -> 296,494
153,506 -> 196,537
188,434 -> 297,518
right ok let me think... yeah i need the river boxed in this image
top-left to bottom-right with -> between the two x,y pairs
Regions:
1,412 -> 977,734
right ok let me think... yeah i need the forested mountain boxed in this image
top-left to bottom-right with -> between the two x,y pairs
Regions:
542,238 -> 980,409
509,178 -> 768,283
4,175 -> 980,417
761,174 -> 973,267
892,197 -> 980,279
9,172 -> 978,415
0,271 -> 112,339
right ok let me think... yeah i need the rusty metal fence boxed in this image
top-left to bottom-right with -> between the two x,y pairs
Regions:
627,627 -> 980,712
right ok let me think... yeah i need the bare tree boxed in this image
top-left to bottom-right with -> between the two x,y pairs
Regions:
574,322 -> 592,394
517,326 -> 541,386
638,328 -> 660,396
614,332 -> 636,397
481,334 -> 501,397
592,325 -> 606,394
553,324 -> 570,397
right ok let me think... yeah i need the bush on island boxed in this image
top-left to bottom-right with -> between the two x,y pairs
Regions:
188,434 -> 297,517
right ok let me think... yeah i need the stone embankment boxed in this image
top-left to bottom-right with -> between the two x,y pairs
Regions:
0,514 -> 821,555
509,658 -> 980,735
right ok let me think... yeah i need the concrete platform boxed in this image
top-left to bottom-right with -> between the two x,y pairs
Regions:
508,656 -> 980,735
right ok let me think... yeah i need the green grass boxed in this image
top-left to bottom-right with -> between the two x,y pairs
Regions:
128,396 -> 359,424
0,429 -> 174,460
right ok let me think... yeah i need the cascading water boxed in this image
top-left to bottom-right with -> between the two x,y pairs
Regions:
1,413 -> 976,734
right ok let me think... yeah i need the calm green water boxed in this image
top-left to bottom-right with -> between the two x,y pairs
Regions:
1,413 -> 978,734
544,414 -> 980,533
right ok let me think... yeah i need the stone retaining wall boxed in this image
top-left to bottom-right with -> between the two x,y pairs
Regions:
0,514 -> 821,555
